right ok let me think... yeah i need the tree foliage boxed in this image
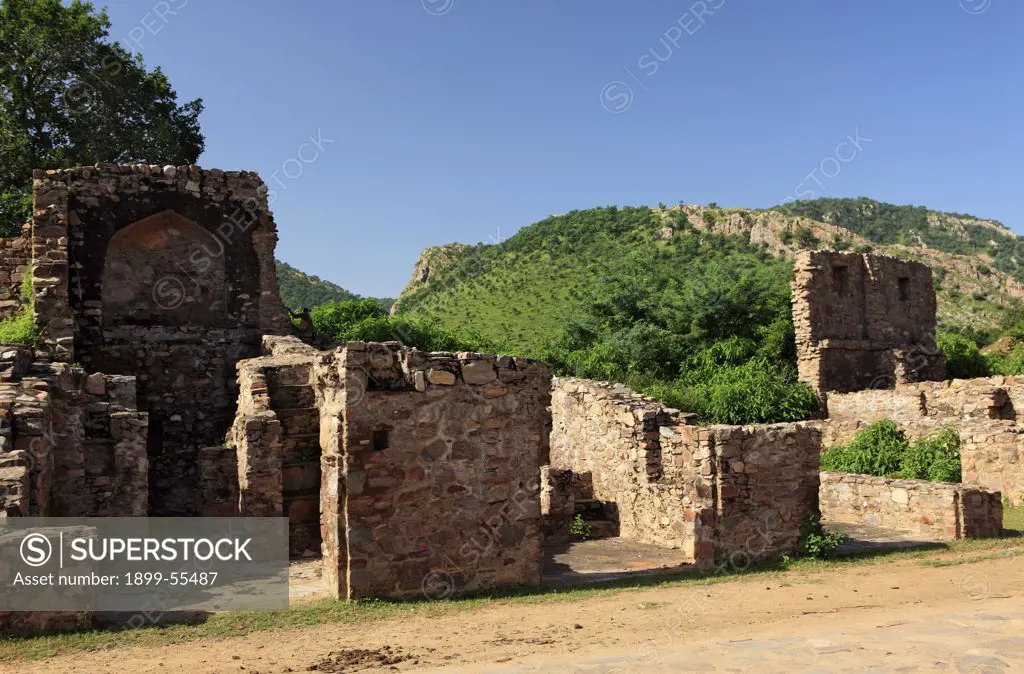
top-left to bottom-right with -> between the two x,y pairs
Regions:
0,0 -> 204,234
310,299 -> 497,354
537,230 -> 819,424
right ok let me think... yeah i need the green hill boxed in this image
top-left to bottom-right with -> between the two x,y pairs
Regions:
275,260 -> 392,312
773,197 -> 1021,280
393,200 -> 1024,354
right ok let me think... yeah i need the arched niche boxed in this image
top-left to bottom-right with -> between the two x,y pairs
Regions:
101,210 -> 227,326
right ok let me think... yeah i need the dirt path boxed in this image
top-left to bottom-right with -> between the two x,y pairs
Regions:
9,552 -> 1024,673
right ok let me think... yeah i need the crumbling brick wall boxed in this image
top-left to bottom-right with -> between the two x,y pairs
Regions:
314,343 -> 551,600
231,337 -> 321,555
820,472 -> 1002,539
823,377 -> 1024,502
0,346 -> 148,517
549,378 -> 822,564
792,251 -> 945,395
0,225 -> 31,320
31,165 -> 289,515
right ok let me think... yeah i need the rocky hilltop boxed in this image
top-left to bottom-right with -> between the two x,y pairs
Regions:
392,199 -> 1024,350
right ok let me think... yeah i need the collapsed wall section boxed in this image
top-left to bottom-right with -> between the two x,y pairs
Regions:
0,346 -> 148,518
792,250 -> 945,395
230,336 -> 321,556
549,378 -> 821,564
0,225 -> 31,321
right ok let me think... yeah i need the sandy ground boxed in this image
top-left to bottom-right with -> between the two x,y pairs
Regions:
8,551 -> 1023,673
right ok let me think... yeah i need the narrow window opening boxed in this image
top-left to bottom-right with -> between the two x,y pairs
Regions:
898,277 -> 910,301
372,428 -> 390,451
147,414 -> 165,457
832,265 -> 849,293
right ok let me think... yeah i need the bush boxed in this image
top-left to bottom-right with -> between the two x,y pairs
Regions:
938,329 -> 988,379
798,514 -> 849,560
310,298 -> 498,353
900,426 -> 962,482
794,227 -> 819,249
822,421 -> 962,483
0,267 -> 37,347
645,358 -> 819,426
820,420 -> 907,477
985,346 -> 1024,376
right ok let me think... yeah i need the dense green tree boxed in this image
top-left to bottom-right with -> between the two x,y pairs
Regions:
0,0 -> 204,235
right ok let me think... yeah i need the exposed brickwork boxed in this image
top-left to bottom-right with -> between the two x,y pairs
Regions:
549,378 -> 821,565
820,472 -> 1002,539
792,251 -> 945,395
31,164 -> 289,515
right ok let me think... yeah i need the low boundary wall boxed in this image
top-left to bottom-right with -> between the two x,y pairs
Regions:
820,471 -> 1002,540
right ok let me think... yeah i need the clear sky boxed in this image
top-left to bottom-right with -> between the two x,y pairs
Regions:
100,0 -> 1020,298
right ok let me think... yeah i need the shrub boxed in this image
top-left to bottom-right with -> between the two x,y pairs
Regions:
937,330 -> 988,379
798,514 -> 849,560
568,514 -> 592,539
655,359 -> 819,426
823,421 -> 962,483
986,346 -> 1024,376
0,267 -> 38,347
794,227 -> 819,249
820,420 -> 907,477
899,426 -> 962,482
311,298 -> 498,353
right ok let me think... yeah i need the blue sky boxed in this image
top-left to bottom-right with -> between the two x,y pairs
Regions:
101,0 -> 1019,298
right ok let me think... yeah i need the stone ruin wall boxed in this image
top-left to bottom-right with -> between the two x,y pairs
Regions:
824,377 -> 1024,502
792,250 -> 945,395
548,378 -> 821,564
319,343 -> 552,600
31,165 -> 289,516
0,225 -> 31,321
0,345 -> 148,519
222,337 -> 552,599
820,472 -> 1002,540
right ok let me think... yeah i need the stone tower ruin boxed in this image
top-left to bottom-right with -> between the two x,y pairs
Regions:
791,250 -> 946,395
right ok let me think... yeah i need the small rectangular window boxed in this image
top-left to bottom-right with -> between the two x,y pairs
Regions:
898,277 -> 910,301
832,265 -> 849,293
372,428 -> 389,451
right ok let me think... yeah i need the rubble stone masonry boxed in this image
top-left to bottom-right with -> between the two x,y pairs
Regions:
792,250 -> 945,395
549,378 -> 821,564
824,376 -> 1024,502
820,472 -> 1002,540
31,165 -> 289,515
0,225 -> 31,320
